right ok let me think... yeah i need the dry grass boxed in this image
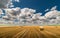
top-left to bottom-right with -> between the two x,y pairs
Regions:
0,26 -> 60,38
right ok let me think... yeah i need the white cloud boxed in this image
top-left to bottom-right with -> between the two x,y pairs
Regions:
44,6 -> 60,25
19,8 -> 36,19
2,16 -> 8,19
0,0 -> 59,25
15,0 -> 20,2
50,6 -> 57,11
0,0 -> 20,8
0,5 -> 60,25
4,7 -> 21,21
0,0 -> 10,8
0,9 -> 3,14
32,13 -> 42,20
45,10 -> 59,19
45,9 -> 49,12
7,3 -> 14,8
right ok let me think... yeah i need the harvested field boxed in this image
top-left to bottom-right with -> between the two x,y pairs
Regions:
0,26 -> 60,38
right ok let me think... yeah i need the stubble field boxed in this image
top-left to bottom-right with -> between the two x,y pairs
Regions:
0,26 -> 60,38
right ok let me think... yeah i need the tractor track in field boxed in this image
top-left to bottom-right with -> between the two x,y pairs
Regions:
0,26 -> 60,38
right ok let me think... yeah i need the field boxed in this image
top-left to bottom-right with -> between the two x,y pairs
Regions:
0,25 -> 60,38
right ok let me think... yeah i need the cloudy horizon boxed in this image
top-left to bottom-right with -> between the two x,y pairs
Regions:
0,0 -> 60,25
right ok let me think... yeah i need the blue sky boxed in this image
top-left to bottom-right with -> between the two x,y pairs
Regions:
0,0 -> 60,24
13,0 -> 60,15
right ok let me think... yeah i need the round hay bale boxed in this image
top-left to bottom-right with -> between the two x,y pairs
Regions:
40,26 -> 44,31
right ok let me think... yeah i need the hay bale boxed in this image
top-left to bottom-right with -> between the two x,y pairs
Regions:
40,26 -> 44,31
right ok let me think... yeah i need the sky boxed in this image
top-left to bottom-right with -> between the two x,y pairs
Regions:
13,0 -> 60,15
0,0 -> 60,25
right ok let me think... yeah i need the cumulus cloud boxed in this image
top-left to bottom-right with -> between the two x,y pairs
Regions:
45,9 -> 49,12
0,5 -> 60,25
0,9 -> 3,14
50,6 -> 57,11
44,6 -> 60,25
3,7 -> 21,21
0,0 -> 10,8
0,0 -> 59,25
45,10 -> 59,19
15,0 -> 20,2
0,0 -> 20,8
45,6 -> 59,19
